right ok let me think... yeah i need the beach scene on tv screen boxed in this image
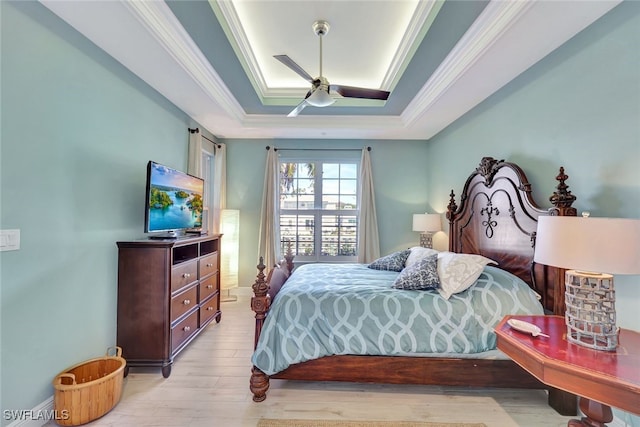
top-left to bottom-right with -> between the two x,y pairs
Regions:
148,163 -> 203,231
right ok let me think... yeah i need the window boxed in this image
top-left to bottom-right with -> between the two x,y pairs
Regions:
279,157 -> 359,262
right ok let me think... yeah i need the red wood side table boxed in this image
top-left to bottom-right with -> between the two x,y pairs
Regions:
495,315 -> 640,426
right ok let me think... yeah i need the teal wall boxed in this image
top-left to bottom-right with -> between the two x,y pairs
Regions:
1,0 -> 638,425
425,2 -> 639,425
224,139 -> 430,288
0,2 -> 201,421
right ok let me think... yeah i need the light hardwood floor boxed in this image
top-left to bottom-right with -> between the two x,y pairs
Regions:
48,295 -> 575,427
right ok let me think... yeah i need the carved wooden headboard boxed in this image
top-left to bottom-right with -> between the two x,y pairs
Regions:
446,157 -> 577,315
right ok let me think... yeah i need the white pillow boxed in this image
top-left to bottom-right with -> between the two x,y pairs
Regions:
436,252 -> 498,299
405,246 -> 439,268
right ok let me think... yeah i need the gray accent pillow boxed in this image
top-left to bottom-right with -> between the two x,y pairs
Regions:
393,253 -> 440,290
368,249 -> 411,272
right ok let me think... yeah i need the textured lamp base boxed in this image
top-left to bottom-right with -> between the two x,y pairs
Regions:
565,270 -> 618,351
419,232 -> 434,249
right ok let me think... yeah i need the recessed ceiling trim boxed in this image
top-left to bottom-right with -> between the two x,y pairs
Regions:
239,114 -> 409,140
209,0 -> 269,102
402,0 -> 534,126
380,0 -> 443,90
123,0 -> 245,121
212,0 -> 440,105
243,114 -> 404,129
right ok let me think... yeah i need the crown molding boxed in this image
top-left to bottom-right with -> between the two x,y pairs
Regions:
122,0 -> 245,121
402,0 -> 533,125
381,0 -> 443,90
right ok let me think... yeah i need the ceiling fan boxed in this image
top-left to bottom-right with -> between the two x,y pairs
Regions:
274,20 -> 391,117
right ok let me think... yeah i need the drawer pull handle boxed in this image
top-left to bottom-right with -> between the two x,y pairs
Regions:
206,284 -> 213,289
182,273 -> 191,279
183,326 -> 191,332
206,263 -> 213,267
183,299 -> 191,305
207,307 -> 214,311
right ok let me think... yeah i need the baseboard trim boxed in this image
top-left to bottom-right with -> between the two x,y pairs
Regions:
224,287 -> 252,298
5,397 -> 54,427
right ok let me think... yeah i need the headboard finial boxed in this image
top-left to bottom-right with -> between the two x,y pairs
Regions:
549,166 -> 577,216
446,190 -> 458,221
476,157 -> 505,185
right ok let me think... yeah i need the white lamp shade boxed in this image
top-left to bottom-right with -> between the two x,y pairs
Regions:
534,216 -> 640,275
412,213 -> 442,232
221,209 -> 240,289
306,89 -> 335,107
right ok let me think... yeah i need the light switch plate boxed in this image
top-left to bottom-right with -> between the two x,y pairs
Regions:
0,229 -> 20,251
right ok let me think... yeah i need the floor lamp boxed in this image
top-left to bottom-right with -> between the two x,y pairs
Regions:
221,209 -> 240,302
534,215 -> 640,351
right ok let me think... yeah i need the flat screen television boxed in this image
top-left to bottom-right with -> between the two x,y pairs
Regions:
144,161 -> 204,238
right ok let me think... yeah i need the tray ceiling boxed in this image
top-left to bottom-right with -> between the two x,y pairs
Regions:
40,0 -> 620,140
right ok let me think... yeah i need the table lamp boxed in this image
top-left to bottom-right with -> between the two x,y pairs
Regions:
412,213 -> 441,249
534,214 -> 640,351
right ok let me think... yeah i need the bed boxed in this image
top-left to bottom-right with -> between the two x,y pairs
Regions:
249,157 -> 578,414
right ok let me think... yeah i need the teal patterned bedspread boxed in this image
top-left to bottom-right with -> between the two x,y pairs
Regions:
252,263 -> 543,375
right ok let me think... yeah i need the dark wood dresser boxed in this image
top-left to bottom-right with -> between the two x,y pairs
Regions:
116,234 -> 222,377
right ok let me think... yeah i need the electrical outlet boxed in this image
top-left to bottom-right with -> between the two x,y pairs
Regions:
0,229 -> 20,251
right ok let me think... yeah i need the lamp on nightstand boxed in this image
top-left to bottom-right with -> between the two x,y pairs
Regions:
534,214 -> 640,351
412,213 -> 441,249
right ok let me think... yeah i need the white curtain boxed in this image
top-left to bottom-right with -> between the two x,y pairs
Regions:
187,130 -> 202,178
258,147 -> 281,269
212,143 -> 227,234
357,147 -> 380,263
188,129 -> 224,234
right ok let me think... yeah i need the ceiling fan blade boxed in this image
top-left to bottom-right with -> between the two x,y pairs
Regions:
287,99 -> 309,118
330,84 -> 390,101
274,55 -> 314,83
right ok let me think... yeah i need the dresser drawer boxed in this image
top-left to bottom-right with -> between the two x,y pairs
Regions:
171,260 -> 197,293
171,285 -> 198,323
200,295 -> 220,326
199,253 -> 218,279
171,310 -> 198,352
199,275 -> 218,302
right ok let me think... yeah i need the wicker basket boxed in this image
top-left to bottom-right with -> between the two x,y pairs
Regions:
52,346 -> 126,426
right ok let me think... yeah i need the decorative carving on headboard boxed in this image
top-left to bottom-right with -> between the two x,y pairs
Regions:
548,167 -> 577,217
476,157 -> 505,185
480,201 -> 500,238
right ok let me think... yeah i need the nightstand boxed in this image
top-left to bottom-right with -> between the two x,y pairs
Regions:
495,315 -> 640,426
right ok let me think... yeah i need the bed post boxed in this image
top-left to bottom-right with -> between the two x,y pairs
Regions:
548,167 -> 577,217
250,257 -> 270,402
539,166 -> 578,316
446,190 -> 458,250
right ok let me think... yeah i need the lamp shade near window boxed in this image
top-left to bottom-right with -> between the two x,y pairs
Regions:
412,213 -> 442,249
220,209 -> 240,300
534,215 -> 640,350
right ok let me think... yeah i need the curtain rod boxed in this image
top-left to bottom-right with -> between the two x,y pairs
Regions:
188,127 -> 221,148
266,146 -> 371,152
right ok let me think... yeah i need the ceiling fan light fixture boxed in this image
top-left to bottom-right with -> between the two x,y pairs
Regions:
306,89 -> 335,107
275,19 -> 391,116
